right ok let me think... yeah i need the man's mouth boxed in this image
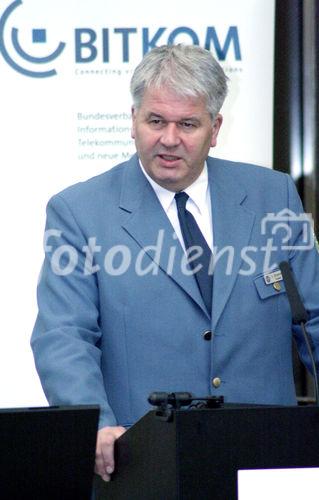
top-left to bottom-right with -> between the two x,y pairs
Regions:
157,154 -> 181,162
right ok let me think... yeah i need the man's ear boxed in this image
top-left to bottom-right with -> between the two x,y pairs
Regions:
131,106 -> 136,139
210,114 -> 223,148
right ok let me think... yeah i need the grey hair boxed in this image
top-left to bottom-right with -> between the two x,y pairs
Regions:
130,44 -> 228,119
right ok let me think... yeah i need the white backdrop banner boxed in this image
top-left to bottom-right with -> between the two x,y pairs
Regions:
0,0 -> 275,406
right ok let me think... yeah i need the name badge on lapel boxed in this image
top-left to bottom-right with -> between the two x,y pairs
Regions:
263,270 -> 283,285
263,269 -> 283,292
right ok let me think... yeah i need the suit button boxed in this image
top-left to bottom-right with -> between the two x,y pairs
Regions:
212,377 -> 221,388
203,330 -> 212,341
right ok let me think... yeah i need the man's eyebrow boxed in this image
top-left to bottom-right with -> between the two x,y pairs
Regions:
181,117 -> 201,123
147,112 -> 164,119
146,112 -> 201,123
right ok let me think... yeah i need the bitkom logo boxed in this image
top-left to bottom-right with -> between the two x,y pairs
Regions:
0,1 -> 242,78
0,0 -> 65,77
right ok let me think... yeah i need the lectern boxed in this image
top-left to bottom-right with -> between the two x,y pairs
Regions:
0,405 -> 99,500
94,404 -> 319,499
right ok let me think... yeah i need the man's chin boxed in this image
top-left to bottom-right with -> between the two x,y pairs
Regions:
153,172 -> 186,192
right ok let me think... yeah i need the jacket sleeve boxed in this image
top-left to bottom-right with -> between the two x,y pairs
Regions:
31,193 -> 117,428
285,175 -> 319,375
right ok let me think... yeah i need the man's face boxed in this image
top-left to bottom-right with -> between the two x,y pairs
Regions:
131,86 -> 222,192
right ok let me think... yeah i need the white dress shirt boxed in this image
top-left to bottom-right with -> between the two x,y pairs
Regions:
139,162 -> 213,252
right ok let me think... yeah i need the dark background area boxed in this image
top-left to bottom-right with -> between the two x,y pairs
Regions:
273,0 -> 318,400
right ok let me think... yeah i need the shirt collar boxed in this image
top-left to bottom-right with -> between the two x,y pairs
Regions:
183,165 -> 208,215
139,160 -> 209,214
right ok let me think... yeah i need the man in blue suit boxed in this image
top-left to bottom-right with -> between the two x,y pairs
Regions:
31,44 -> 319,482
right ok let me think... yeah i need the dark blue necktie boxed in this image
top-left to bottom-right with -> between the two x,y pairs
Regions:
175,192 -> 213,315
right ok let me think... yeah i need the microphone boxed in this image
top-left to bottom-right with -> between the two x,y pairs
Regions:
148,392 -> 224,410
279,261 -> 308,324
279,261 -> 318,405
148,392 -> 193,408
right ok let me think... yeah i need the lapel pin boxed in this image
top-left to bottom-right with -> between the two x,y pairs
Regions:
273,282 -> 281,292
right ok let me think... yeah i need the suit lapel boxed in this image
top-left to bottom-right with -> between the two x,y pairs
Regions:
119,155 -> 209,317
207,158 -> 256,330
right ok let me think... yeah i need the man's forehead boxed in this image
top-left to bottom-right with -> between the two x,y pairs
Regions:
142,85 -> 204,103
137,86 -> 209,117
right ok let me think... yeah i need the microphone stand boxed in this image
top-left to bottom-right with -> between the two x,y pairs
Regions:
279,261 -> 319,406
299,321 -> 319,405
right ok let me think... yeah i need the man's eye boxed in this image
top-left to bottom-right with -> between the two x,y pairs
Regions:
149,119 -> 163,125
180,122 -> 195,129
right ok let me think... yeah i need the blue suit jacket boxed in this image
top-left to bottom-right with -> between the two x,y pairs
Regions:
31,155 -> 319,428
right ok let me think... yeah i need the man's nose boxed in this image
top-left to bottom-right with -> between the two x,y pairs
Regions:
160,123 -> 181,147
